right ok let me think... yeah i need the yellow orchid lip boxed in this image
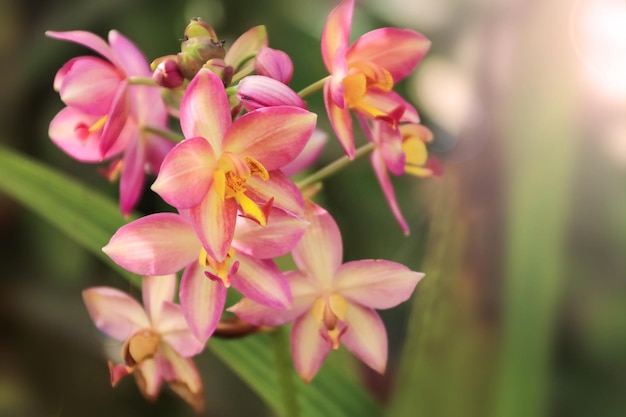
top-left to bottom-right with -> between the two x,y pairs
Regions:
311,294 -> 349,350
199,247 -> 236,287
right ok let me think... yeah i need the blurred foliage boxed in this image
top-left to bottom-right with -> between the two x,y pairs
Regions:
1,0 -> 625,417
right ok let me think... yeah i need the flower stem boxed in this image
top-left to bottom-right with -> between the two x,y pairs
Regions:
142,125 -> 185,143
297,142 -> 375,190
128,76 -> 160,87
297,75 -> 331,99
269,326 -> 300,417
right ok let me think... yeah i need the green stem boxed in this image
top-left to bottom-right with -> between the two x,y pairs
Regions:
269,326 -> 300,417
297,75 -> 331,99
225,85 -> 239,96
296,142 -> 374,190
128,76 -> 160,87
142,125 -> 185,143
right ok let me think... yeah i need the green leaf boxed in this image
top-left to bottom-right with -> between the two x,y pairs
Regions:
0,146 -> 381,417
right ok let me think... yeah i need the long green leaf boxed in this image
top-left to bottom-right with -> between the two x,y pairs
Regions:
0,145 -> 381,417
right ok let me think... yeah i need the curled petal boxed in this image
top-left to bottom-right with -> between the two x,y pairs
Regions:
180,262 -> 227,344
99,80 -> 130,158
254,47 -> 294,84
347,28 -> 430,82
108,362 -> 130,387
324,82 -> 354,158
230,253 -> 292,309
292,201 -> 343,287
119,133 -> 144,216
334,260 -> 423,309
341,304 -> 387,374
237,76 -> 306,111
223,106 -> 317,171
134,356 -> 163,401
46,30 -> 122,68
321,0 -> 354,73
370,150 -> 410,234
180,69 -> 231,152
151,137 -> 217,209
246,170 -> 305,217
82,287 -> 150,341
291,312 -> 331,382
103,213 -> 199,275
160,344 -> 204,413
108,30 -> 151,77
363,90 -> 420,124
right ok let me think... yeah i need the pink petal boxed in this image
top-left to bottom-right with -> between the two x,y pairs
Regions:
334,260 -> 423,309
141,274 -> 176,324
347,28 -> 430,82
292,201 -> 343,287
151,137 -> 217,209
98,80 -> 131,158
119,134 -> 144,216
358,117 -> 405,175
246,170 -> 305,217
361,90 -> 420,124
189,186 -> 238,262
291,311 -> 330,382
341,304 -> 387,373
236,76 -> 306,112
135,356 -> 163,400
158,301 -> 205,357
230,253 -> 292,309
108,30 -> 151,77
321,0 -> 354,73
324,82 -> 355,158
108,362 -> 130,386
58,57 -> 122,115
233,208 -> 308,259
225,25 -> 268,80
179,261 -> 227,343
159,344 -> 204,413
82,287 -> 150,341
282,129 -> 327,176
254,47 -> 294,84
223,106 -> 317,171
46,30 -> 122,68
103,213 -> 199,275
369,150 -> 409,234
180,69 -> 231,153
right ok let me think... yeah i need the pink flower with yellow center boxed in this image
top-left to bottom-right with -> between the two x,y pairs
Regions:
230,200 -> 424,382
83,275 -> 204,412
321,0 -> 430,158
151,68 -> 316,262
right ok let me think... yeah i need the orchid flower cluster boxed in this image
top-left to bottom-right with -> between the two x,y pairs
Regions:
47,0 -> 439,411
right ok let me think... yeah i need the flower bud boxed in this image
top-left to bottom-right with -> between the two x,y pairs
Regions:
254,47 -> 294,85
152,57 -> 184,88
181,18 -> 225,63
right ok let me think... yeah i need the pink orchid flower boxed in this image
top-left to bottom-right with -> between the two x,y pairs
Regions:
321,0 -> 430,158
230,200 -> 424,382
83,275 -> 204,412
152,68 -> 316,262
47,30 -> 173,215
102,207 -> 307,343
361,119 -> 443,234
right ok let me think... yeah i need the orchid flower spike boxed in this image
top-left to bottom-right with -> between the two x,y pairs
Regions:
321,0 -> 430,158
230,200 -> 425,382
83,275 -> 205,412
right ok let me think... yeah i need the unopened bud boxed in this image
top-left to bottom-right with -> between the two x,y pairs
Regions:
152,57 -> 184,88
203,58 -> 234,86
181,18 -> 225,63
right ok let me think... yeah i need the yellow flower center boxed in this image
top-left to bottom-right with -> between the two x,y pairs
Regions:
400,124 -> 433,177
311,294 -> 349,350
214,153 -> 270,226
122,328 -> 160,367
198,246 -> 237,287
342,61 -> 394,119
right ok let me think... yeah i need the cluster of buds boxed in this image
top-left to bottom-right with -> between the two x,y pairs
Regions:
46,0 -> 441,412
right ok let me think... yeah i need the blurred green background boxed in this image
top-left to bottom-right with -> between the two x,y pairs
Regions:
0,0 -> 624,416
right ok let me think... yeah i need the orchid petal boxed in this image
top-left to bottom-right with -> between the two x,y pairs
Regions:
141,274 -> 176,324
103,213 -> 199,275
158,301 -> 205,357
189,185 -> 238,262
99,80 -> 130,158
234,208 -> 308,259
237,76 -> 306,112
347,28 -> 430,82
341,304 -> 387,374
180,69 -> 231,152
292,201 -> 343,286
180,261 -> 227,343
46,30 -> 122,68
324,82 -> 355,158
159,343 -> 204,413
145,135 -> 174,174
282,129 -> 327,177
362,90 -> 420,124
291,311 -> 331,382
151,137 -> 217,209
254,47 -> 294,84
321,0 -> 354,73
335,260 -> 423,309
82,287 -> 150,341
119,134 -> 144,216
135,356 -> 163,400
108,30 -> 151,77
223,106 -> 316,171
370,150 -> 410,234
108,362 -> 130,386
225,25 -> 268,80
246,170 -> 305,217
358,116 -> 405,175
230,253 -> 292,309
